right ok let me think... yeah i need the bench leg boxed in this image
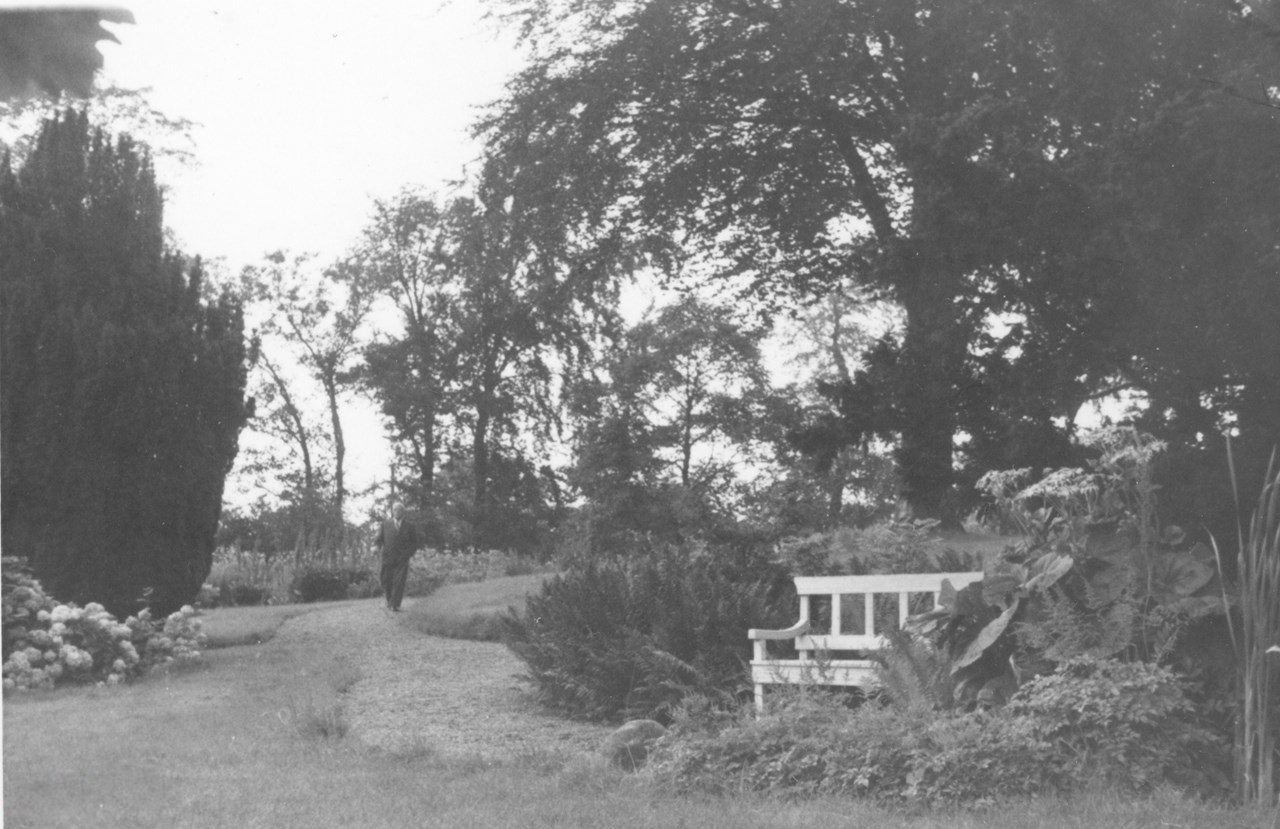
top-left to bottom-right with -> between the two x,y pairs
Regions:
754,682 -> 764,714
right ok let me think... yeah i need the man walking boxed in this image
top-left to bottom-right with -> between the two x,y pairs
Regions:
376,501 -> 419,612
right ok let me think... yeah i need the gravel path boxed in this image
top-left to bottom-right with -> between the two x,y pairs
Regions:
273,597 -> 612,759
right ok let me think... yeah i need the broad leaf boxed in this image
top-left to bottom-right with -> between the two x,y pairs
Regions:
1149,552 -> 1214,598
1025,552 -> 1073,592
952,601 -> 1019,673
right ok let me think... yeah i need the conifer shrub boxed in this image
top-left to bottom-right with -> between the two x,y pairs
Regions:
1,111 -> 250,617
502,542 -> 793,723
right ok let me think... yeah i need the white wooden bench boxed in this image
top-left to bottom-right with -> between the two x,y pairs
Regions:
748,572 -> 984,711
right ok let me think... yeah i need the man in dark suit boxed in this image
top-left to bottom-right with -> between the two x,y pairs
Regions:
376,501 -> 419,611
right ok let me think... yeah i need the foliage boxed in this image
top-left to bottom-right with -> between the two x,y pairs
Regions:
203,574 -> 271,609
653,692 -> 1049,804
290,566 -> 376,604
564,298 -> 781,553
1006,657 -> 1226,796
202,538 -> 483,606
2,558 -> 204,692
911,428 -> 1226,702
776,521 -> 982,579
656,656 -> 1222,804
502,543 -> 793,723
414,548 -> 546,585
0,109 -> 249,616
0,84 -> 197,170
871,629 -> 957,715
347,184 -> 608,550
482,0 -> 1280,521
1213,446 -> 1280,805
237,251 -> 375,520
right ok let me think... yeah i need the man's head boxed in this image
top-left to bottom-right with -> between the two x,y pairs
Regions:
391,502 -> 405,520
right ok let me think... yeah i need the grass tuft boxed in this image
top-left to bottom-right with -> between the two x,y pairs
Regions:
284,695 -> 350,741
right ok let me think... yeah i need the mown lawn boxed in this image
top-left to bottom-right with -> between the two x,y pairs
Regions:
398,572 -> 551,641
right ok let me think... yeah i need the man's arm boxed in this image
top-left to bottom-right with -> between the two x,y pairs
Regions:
399,523 -> 420,562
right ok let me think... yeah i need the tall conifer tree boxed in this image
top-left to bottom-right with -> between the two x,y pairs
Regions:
0,110 -> 249,615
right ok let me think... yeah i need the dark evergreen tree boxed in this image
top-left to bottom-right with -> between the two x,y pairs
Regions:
0,110 -> 249,615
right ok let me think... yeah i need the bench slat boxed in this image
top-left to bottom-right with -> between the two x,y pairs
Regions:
750,661 -> 878,687
750,570 -> 984,713
792,572 -> 984,594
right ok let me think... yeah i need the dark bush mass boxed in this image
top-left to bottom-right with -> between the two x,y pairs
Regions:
1,110 -> 249,616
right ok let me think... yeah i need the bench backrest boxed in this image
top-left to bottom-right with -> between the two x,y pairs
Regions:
792,572 -> 983,652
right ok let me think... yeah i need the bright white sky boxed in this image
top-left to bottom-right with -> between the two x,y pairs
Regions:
98,0 -> 525,271
88,1 -> 529,518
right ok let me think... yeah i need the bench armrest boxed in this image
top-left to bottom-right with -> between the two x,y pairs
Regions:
748,620 -> 811,640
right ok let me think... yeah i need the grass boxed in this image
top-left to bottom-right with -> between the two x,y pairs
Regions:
398,572 -> 552,641
6,589 -> 1279,827
200,599 -> 365,648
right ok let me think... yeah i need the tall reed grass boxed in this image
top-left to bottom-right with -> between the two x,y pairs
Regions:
1214,446 -> 1280,806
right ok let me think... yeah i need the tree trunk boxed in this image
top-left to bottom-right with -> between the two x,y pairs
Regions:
893,251 -> 966,523
323,374 -> 345,521
472,393 -> 491,551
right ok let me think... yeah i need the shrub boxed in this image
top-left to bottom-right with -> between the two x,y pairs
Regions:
1007,657 -> 1227,795
414,549 -> 546,586
654,694 -> 1052,804
502,543 -> 793,723
2,558 -> 205,692
654,657 -> 1224,804
206,574 -> 272,607
291,566 -> 376,603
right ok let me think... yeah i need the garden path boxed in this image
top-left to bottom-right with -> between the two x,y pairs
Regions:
272,597 -> 612,758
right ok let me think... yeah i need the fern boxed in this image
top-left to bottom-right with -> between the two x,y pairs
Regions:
872,628 -> 956,713
501,542 -> 793,722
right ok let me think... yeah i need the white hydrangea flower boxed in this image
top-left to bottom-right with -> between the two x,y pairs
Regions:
84,602 -> 105,614
49,622 -> 66,636
3,678 -> 15,690
106,674 -> 122,686
36,610 -> 51,622
59,644 -> 92,670
7,652 -> 30,670
50,605 -> 72,624
23,647 -> 42,664
46,663 -> 63,679
112,659 -> 126,672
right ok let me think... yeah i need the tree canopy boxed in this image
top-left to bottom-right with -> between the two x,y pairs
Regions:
480,0 -> 1280,521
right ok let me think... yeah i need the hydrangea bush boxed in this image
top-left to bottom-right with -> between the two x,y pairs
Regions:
2,558 -> 205,693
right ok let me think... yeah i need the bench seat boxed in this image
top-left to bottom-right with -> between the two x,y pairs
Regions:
748,571 -> 983,711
